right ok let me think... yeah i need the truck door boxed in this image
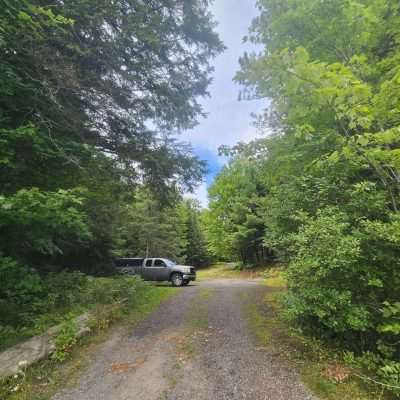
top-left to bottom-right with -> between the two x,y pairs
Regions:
152,259 -> 170,281
142,258 -> 169,281
142,258 -> 154,281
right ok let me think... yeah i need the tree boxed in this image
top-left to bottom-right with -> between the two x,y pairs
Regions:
0,0 -> 223,337
205,157 -> 268,266
177,199 -> 210,266
0,0 -> 223,272
1,0 -> 224,194
113,188 -> 182,260
206,0 -> 400,391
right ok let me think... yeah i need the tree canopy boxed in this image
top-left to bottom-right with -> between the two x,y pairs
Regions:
0,0 -> 218,340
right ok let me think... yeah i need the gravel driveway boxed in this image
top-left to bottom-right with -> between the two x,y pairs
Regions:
53,278 -> 316,400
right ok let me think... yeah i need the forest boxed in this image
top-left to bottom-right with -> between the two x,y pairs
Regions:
1,0 -> 400,396
0,0 -> 218,350
205,0 -> 400,393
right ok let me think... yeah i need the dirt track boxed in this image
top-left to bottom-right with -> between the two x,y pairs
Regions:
53,278 -> 316,400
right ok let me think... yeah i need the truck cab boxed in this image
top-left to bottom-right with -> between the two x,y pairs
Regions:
115,257 -> 196,287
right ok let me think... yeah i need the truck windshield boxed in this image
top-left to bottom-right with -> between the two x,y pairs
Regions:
165,259 -> 177,267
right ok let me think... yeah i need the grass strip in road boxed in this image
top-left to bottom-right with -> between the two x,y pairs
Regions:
173,287 -> 215,367
245,301 -> 271,346
187,288 -> 214,335
0,284 -> 178,400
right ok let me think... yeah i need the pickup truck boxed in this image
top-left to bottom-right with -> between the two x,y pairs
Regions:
114,257 -> 196,287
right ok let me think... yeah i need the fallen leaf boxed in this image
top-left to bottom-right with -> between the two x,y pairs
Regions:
322,363 -> 352,383
110,357 -> 146,373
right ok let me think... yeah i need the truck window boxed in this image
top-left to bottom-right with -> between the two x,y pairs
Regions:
145,259 -> 153,267
128,258 -> 144,267
154,259 -> 166,267
114,259 -> 125,267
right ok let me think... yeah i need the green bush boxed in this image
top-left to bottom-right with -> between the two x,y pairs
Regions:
85,276 -> 146,306
0,188 -> 91,268
0,257 -> 43,327
51,315 -> 78,362
285,208 -> 370,334
0,263 -> 147,350
285,207 -> 400,393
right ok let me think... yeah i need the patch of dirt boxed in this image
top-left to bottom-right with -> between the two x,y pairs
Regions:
109,357 -> 146,374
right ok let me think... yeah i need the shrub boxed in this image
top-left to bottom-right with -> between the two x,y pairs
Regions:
85,275 -> 147,306
51,315 -> 78,362
0,256 -> 43,327
285,207 -> 400,395
0,265 -> 147,351
285,208 -> 371,334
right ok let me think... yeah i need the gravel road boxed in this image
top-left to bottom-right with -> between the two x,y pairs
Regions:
53,278 -> 317,400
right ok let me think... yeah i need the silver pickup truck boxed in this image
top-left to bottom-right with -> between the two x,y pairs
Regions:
115,257 -> 196,287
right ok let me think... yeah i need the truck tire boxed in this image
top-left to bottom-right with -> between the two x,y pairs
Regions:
171,273 -> 183,287
183,280 -> 189,286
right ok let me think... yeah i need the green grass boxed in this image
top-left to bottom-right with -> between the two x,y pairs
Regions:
245,302 -> 270,345
198,287 -> 214,300
262,267 -> 287,288
180,340 -> 196,358
0,284 -> 178,400
172,287 -> 215,366
197,263 -> 270,280
188,288 -> 214,331
244,271 -> 394,400
300,365 -> 387,400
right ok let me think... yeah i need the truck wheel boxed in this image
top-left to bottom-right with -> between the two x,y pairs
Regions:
183,280 -> 189,286
171,273 -> 183,287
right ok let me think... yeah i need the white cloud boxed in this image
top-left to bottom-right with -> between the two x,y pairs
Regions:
185,181 -> 209,208
183,102 -> 265,155
181,0 -> 267,156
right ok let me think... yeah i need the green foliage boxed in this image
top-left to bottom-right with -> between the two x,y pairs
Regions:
113,190 -> 210,266
177,199 -> 210,266
0,0 -> 222,276
379,362 -> 400,395
51,316 -> 77,362
0,270 -> 147,351
0,257 -> 42,328
205,158 -> 269,265
200,0 -> 400,394
1,0 -> 222,194
0,188 -> 91,265
285,208 -> 371,333
85,276 -> 146,307
0,0 -> 221,353
112,188 -> 182,260
380,302 -> 400,335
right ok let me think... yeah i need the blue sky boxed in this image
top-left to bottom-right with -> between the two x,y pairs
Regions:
183,0 -> 266,207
